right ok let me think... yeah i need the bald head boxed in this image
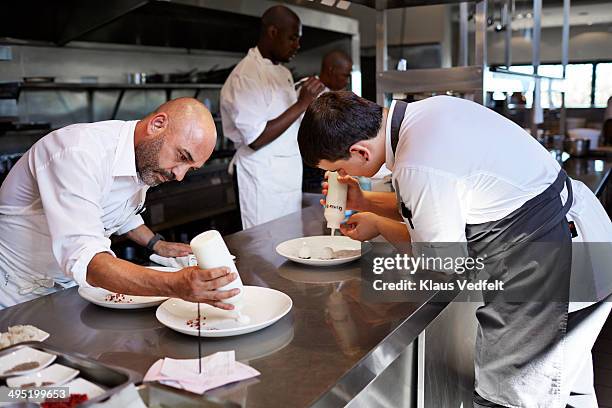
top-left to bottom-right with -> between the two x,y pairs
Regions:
135,97 -> 217,186
320,50 -> 353,91
258,5 -> 301,63
261,5 -> 300,33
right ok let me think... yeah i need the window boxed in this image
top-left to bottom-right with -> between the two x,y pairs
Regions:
538,65 -> 563,109
563,64 -> 593,108
504,62 -> 611,108
595,63 -> 612,108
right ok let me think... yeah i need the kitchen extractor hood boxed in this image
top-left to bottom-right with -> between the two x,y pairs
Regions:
0,0 -> 350,52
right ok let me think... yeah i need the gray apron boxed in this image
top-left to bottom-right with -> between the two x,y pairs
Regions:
390,100 -> 574,407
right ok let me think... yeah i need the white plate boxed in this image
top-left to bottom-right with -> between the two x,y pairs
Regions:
0,347 -> 56,378
64,378 -> 105,398
156,286 -> 292,337
78,266 -> 179,309
6,363 -> 79,388
276,235 -> 369,266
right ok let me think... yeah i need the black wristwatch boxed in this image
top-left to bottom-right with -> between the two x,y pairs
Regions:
146,233 -> 165,252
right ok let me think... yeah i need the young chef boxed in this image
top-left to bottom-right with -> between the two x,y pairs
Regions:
220,5 -> 324,229
298,91 -> 612,407
0,98 -> 239,309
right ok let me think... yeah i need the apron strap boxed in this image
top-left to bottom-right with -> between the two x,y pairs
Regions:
390,100 -> 409,157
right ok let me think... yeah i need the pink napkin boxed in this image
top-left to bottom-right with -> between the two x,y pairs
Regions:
143,351 -> 260,394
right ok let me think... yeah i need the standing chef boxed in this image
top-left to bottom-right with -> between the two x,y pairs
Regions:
0,98 -> 239,309
221,5 -> 324,229
298,91 -> 612,407
295,50 -> 353,94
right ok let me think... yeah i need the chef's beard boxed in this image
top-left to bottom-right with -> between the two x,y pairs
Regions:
135,135 -> 175,187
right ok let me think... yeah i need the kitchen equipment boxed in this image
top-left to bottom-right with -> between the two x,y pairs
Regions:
564,138 -> 591,157
126,72 -> 147,84
190,230 -> 244,307
155,286 -> 292,337
276,235 -> 370,267
0,342 -> 136,404
22,77 -> 55,83
568,128 -> 601,149
136,382 -> 240,407
6,363 -> 79,388
0,346 -> 56,378
324,172 -> 348,233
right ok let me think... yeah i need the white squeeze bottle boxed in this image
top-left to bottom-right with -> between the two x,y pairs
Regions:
325,171 -> 348,236
190,230 -> 245,310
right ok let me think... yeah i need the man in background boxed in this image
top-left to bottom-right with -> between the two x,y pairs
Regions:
221,5 -> 324,229
296,50 -> 353,94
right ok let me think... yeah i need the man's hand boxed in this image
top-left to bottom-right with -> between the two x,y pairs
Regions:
321,173 -> 369,212
339,212 -> 380,241
87,253 -> 241,311
297,77 -> 325,109
153,241 -> 191,257
174,266 -> 240,310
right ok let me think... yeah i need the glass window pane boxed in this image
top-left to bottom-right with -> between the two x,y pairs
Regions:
595,63 -> 612,108
539,65 -> 564,109
564,64 -> 593,108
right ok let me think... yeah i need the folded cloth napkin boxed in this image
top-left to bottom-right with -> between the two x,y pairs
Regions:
143,351 -> 259,395
149,254 -> 197,268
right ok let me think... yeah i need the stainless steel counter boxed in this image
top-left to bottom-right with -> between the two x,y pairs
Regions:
563,156 -> 612,198
0,203 -> 452,408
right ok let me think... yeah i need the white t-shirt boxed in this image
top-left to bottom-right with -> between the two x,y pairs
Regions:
387,96 -> 612,307
0,120 -> 147,306
387,96 -> 563,243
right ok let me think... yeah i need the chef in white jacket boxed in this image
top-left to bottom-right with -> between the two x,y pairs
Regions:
298,91 -> 612,407
0,98 -> 240,309
221,5 -> 324,229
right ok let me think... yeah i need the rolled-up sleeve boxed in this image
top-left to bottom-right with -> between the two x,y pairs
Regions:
221,75 -> 269,146
116,214 -> 144,236
34,147 -> 114,287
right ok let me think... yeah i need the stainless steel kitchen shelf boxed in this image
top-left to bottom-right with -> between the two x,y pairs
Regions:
15,82 -> 223,90
377,66 -> 484,94
348,0 -> 470,9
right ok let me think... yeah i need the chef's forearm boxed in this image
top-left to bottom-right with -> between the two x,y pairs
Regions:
86,252 -> 177,296
125,224 -> 155,247
363,192 -> 403,221
249,101 -> 307,150
376,217 -> 411,243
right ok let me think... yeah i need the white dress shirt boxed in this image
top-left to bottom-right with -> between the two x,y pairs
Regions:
387,96 -> 612,310
220,47 -> 302,229
0,120 -> 148,307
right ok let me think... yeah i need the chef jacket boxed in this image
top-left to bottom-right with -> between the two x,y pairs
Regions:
0,120 -> 148,307
220,47 -> 302,228
386,96 -> 612,310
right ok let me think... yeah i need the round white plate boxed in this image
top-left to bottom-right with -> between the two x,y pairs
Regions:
0,346 -> 56,378
64,378 -> 105,398
156,286 -> 292,338
6,363 -> 79,388
276,235 -> 369,266
78,266 -> 178,309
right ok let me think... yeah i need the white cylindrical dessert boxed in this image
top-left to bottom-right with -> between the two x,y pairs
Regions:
324,171 -> 348,231
190,230 -> 244,306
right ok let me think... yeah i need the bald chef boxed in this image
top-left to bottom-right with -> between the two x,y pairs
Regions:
221,5 -> 324,229
0,98 -> 239,309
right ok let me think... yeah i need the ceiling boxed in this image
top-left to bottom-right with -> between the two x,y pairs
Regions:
0,0 -> 350,52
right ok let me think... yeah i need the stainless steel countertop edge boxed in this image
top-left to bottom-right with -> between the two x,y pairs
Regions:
310,291 -> 460,407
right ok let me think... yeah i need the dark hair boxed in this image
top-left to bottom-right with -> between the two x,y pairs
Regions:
298,91 -> 382,167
